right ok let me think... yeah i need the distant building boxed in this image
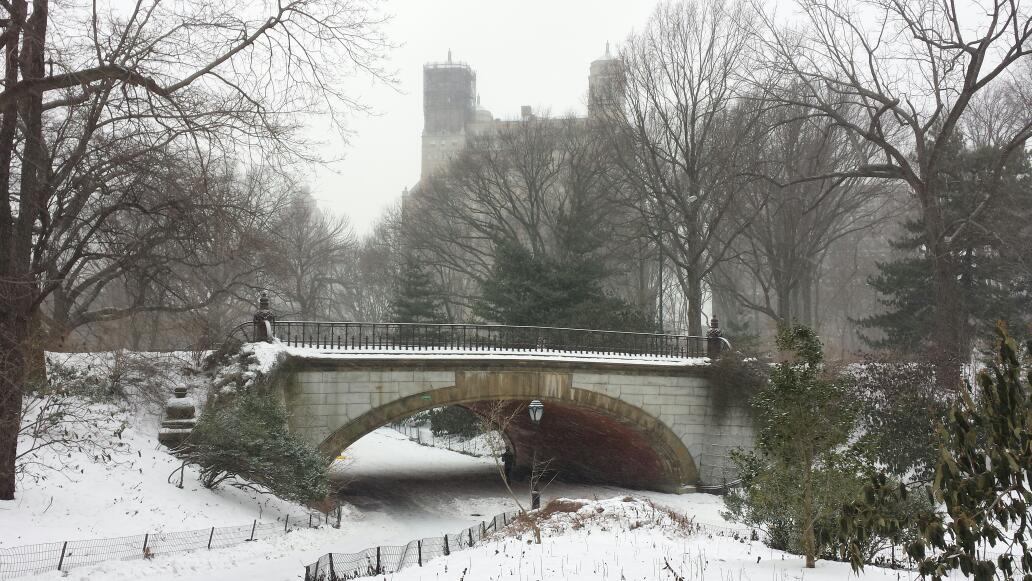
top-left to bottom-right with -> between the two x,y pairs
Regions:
419,47 -> 622,181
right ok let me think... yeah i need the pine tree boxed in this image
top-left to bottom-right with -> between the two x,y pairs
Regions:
473,241 -> 652,331
389,255 -> 446,323
177,387 -> 329,504
859,143 -> 1032,354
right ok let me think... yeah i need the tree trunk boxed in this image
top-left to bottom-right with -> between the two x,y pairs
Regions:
0,289 -> 33,499
0,0 -> 50,500
801,462 -> 816,568
923,191 -> 965,391
687,273 -> 703,337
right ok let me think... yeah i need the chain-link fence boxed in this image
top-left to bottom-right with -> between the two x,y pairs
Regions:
304,510 -> 519,581
0,510 -> 328,579
389,422 -> 502,458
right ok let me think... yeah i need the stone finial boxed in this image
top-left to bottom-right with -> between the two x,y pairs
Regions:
707,316 -> 722,338
253,290 -> 275,342
706,316 -> 724,358
158,385 -> 197,449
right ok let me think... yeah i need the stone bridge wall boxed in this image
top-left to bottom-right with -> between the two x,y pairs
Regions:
276,356 -> 753,490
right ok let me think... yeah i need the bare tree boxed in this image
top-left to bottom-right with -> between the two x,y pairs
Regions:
0,0 -> 389,499
755,0 -> 1032,385
716,95 -> 890,329
602,0 -> 765,336
264,191 -> 356,320
404,115 -> 629,319
42,160 -> 279,351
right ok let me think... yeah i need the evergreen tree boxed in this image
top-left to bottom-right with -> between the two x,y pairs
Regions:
177,387 -> 328,504
723,325 -> 865,568
473,241 -> 652,332
859,143 -> 1032,354
389,255 -> 446,323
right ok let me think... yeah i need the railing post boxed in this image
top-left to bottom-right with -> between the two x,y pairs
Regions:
418,540 -> 422,566
706,316 -> 723,359
376,546 -> 381,574
253,291 -> 275,342
142,533 -> 149,556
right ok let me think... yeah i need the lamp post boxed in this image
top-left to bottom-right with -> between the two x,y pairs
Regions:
527,400 -> 543,510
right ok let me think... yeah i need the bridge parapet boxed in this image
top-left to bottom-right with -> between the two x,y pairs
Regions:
229,319 -> 729,362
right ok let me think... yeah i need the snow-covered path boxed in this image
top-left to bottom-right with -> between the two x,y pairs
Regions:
339,429 -> 736,534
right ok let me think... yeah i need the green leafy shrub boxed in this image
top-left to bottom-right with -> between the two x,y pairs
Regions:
427,406 -> 480,438
839,323 -> 1032,580
846,357 -> 951,481
723,325 -> 864,568
177,386 -> 328,504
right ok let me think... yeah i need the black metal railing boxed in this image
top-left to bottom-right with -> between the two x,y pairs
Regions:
230,321 -> 729,360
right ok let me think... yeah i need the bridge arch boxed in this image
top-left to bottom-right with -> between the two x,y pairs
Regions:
313,376 -> 698,491
278,357 -> 753,491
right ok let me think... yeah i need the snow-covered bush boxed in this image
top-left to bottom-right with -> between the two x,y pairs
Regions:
176,381 -> 328,504
17,357 -> 133,484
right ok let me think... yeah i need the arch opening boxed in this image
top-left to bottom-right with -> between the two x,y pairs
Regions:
317,383 -> 697,492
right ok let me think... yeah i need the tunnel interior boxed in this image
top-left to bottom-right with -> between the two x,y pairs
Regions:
459,401 -> 673,490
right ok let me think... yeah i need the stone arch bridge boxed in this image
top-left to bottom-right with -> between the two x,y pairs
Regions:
240,319 -> 753,492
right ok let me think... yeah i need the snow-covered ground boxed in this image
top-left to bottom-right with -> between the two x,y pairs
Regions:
2,351 -> 945,580
6,422 -> 923,581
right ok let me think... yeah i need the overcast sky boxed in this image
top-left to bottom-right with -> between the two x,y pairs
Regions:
306,0 -> 662,235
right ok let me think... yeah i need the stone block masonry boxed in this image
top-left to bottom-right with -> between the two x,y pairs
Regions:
276,356 -> 753,491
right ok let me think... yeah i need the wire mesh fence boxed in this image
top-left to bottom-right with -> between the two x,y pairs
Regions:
304,510 -> 519,581
389,422 -> 501,458
0,511 -> 327,579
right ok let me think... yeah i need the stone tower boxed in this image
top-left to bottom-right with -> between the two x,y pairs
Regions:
421,50 -> 476,179
588,43 -> 623,118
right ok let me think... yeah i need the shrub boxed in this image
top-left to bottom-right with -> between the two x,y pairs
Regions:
838,323 -> 1032,580
723,325 -> 862,568
177,386 -> 328,504
426,406 -> 480,438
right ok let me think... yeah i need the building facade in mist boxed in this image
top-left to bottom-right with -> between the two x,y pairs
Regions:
419,49 -> 622,180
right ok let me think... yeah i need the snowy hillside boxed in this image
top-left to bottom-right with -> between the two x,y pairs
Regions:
3,351 -> 314,548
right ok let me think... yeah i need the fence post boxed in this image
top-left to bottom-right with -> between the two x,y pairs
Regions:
417,540 -> 422,566
248,519 -> 257,541
376,546 -> 381,574
328,553 -> 337,581
284,515 -> 290,533
207,527 -> 215,549
57,541 -> 68,571
443,534 -> 450,556
142,533 -> 149,556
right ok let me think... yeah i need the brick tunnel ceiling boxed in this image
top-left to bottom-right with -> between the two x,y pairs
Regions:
462,401 -> 668,489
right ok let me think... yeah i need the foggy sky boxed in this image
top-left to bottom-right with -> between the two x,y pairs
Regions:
305,0 -> 661,235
